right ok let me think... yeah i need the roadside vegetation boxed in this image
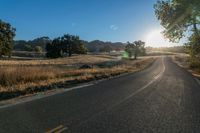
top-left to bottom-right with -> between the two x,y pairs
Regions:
173,55 -> 200,76
0,55 -> 155,101
154,0 -> 200,74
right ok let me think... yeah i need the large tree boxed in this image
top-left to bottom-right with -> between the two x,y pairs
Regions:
0,20 -> 15,57
154,0 -> 200,57
46,34 -> 87,58
125,40 -> 145,59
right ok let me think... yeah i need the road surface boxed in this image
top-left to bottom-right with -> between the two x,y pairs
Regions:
0,57 -> 200,133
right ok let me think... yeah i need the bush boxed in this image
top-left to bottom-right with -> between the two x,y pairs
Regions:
190,58 -> 200,72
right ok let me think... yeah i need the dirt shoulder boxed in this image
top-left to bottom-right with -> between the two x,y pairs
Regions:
172,54 -> 200,80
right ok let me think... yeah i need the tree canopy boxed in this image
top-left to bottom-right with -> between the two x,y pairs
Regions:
46,34 -> 87,58
0,19 -> 15,57
154,0 -> 200,59
125,40 -> 146,59
154,0 -> 200,42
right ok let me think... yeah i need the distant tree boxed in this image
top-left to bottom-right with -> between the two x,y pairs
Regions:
154,0 -> 200,58
31,36 -> 51,51
35,46 -> 43,53
125,40 -> 146,59
99,45 -> 112,53
72,39 -> 88,54
0,20 -> 15,57
24,45 -> 34,51
14,37 -> 51,52
46,34 -> 88,58
46,38 -> 63,58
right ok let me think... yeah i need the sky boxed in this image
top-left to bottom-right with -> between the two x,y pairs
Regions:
0,0 -> 183,47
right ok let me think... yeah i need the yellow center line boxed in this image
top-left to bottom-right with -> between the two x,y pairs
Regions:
55,127 -> 68,133
45,125 -> 65,133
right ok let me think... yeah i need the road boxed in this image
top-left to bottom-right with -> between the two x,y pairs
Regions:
0,57 -> 200,133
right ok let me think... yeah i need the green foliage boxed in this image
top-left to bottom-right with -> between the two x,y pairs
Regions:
35,46 -> 43,53
14,37 -> 51,52
99,45 -> 112,52
154,0 -> 200,61
125,40 -> 146,59
0,19 -> 15,57
154,0 -> 200,42
83,40 -> 125,52
24,45 -> 34,51
46,34 -> 88,58
185,32 -> 200,58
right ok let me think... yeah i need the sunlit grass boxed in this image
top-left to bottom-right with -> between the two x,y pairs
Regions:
0,56 -> 155,96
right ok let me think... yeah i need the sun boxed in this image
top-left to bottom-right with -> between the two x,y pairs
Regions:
145,29 -> 170,47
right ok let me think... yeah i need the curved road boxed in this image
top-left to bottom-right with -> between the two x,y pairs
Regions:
0,57 -> 200,133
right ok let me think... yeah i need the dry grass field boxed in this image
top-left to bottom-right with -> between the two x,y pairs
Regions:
0,55 -> 115,66
0,55 -> 155,100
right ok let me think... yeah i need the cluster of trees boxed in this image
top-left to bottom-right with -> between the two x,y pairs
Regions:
125,40 -> 146,59
14,37 -> 51,53
46,34 -> 87,58
14,39 -> 125,54
0,19 -> 15,57
154,0 -> 200,60
83,40 -> 125,52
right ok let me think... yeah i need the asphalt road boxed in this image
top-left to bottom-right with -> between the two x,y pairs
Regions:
0,57 -> 200,133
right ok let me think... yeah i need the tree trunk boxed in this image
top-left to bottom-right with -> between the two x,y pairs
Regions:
192,18 -> 200,58
134,53 -> 137,60
193,22 -> 199,38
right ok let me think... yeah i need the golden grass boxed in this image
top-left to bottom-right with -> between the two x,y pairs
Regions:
0,55 -> 115,66
0,55 -> 155,100
0,57 -> 154,93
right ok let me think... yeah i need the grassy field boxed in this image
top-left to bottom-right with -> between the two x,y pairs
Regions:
0,55 -> 155,100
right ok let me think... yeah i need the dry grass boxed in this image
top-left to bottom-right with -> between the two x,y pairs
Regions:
0,55 -> 115,66
0,55 -> 155,100
173,55 -> 200,75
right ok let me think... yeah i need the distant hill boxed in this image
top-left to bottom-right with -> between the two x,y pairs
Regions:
14,38 -> 125,53
82,40 -> 125,52
14,37 -> 51,52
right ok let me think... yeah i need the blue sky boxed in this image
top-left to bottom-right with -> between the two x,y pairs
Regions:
0,0 -> 182,46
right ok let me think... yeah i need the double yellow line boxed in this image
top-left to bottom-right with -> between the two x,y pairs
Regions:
45,125 -> 68,133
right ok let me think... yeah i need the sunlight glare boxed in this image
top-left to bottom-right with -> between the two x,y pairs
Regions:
145,29 -> 172,47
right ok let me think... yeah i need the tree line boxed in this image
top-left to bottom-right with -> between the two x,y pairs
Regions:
0,19 -> 146,59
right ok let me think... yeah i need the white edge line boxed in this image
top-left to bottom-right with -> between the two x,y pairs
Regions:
0,84 -> 94,109
74,57 -> 166,127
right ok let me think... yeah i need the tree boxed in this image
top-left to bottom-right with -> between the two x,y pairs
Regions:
99,45 -> 112,53
14,37 -> 51,52
125,40 -> 146,59
46,38 -> 62,58
154,0 -> 200,58
72,40 -> 88,54
0,20 -> 15,57
46,34 -> 88,58
24,45 -> 34,51
35,46 -> 43,53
